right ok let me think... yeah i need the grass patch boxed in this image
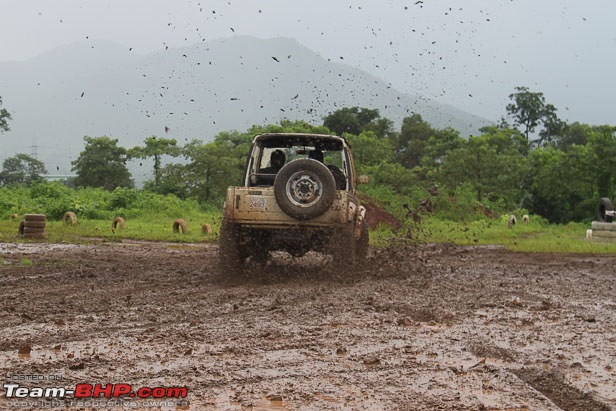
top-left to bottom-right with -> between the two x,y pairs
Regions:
422,216 -> 616,254
3,204 -> 614,254
0,210 -> 222,244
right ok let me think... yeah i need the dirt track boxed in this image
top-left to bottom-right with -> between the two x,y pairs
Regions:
1,240 -> 615,410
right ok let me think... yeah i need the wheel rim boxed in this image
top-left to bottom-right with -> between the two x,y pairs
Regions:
286,171 -> 323,207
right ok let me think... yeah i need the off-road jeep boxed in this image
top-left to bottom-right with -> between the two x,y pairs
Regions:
219,133 -> 368,269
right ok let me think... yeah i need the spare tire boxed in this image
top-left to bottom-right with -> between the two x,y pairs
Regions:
274,159 -> 336,220
597,197 -> 614,222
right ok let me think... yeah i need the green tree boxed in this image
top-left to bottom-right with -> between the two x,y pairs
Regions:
365,117 -> 396,140
554,122 -> 589,151
129,136 -> 180,191
526,125 -> 616,223
0,96 -> 11,133
477,125 -> 529,156
586,125 -> 616,200
439,131 -> 528,207
144,163 -> 190,199
506,86 -> 562,146
392,113 -> 435,168
0,153 -> 47,186
527,146 -> 594,223
422,127 -> 465,169
71,136 -> 133,190
246,120 -> 331,142
323,107 -> 393,138
365,161 -> 419,196
538,108 -> 567,146
345,130 -> 394,168
182,137 -> 245,204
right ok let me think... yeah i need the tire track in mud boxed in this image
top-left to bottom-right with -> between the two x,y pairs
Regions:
466,338 -> 612,411
513,368 -> 611,411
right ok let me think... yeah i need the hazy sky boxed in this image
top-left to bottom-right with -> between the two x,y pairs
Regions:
1,0 -> 615,125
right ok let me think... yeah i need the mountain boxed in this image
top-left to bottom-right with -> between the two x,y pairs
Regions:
0,36 -> 489,180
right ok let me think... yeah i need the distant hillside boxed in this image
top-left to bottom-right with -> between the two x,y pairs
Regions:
0,36 -> 488,181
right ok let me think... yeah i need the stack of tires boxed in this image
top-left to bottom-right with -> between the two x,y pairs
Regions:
18,214 -> 46,239
591,198 -> 615,242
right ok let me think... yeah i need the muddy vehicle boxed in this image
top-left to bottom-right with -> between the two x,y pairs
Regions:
220,133 -> 369,269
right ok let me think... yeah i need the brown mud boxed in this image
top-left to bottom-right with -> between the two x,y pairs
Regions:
1,241 -> 615,410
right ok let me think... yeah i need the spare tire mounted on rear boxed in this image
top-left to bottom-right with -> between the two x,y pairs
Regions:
274,159 -> 336,220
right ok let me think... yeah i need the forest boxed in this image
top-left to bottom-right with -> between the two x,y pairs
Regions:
1,86 -> 615,225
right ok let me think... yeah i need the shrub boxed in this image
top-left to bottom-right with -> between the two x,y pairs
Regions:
109,187 -> 138,210
28,182 -> 74,219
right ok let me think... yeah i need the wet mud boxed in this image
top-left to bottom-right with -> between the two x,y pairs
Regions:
1,241 -> 615,410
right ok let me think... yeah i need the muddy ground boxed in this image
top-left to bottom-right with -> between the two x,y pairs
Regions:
0,240 -> 615,411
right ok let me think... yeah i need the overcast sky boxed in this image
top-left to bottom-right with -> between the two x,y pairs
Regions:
1,0 -> 615,125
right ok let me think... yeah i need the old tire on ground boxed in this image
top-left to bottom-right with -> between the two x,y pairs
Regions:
219,218 -> 243,271
23,227 -> 45,235
112,217 -> 126,231
24,220 -> 46,229
356,222 -> 369,260
597,198 -> 614,222
591,221 -> 616,231
18,220 -> 25,235
24,214 -> 46,222
173,219 -> 188,234
592,229 -> 616,238
23,233 -> 46,239
274,159 -> 336,220
63,211 -> 77,225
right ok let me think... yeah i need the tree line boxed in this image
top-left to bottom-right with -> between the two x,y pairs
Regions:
1,87 -> 615,223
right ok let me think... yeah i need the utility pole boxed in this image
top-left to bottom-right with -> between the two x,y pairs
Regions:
30,135 -> 38,160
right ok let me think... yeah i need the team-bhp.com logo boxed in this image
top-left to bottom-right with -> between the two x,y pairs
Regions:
3,382 -> 188,408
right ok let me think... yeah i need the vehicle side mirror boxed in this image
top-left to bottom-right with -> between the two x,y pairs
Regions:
356,175 -> 370,184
